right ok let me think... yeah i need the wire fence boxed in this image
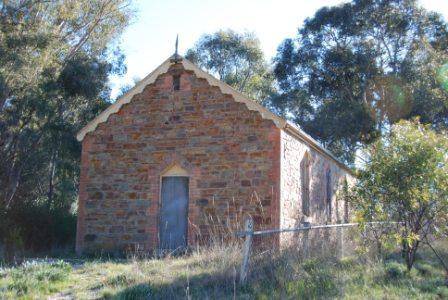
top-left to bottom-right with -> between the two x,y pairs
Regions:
235,216 -> 399,283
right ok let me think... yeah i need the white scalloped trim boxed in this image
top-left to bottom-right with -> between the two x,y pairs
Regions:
76,56 -> 172,141
77,55 -> 286,142
180,58 -> 286,129
76,55 -> 352,174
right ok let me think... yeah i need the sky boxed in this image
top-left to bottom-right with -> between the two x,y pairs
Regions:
109,0 -> 448,97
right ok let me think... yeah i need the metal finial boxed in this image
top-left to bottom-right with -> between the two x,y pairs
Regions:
171,34 -> 181,63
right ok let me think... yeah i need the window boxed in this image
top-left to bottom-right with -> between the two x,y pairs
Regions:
173,74 -> 180,90
300,152 -> 310,217
326,169 -> 332,222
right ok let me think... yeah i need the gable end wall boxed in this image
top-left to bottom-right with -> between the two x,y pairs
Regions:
76,63 -> 281,254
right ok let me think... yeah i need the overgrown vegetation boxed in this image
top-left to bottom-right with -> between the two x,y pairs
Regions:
1,240 -> 447,299
0,0 -> 133,257
0,260 -> 72,297
1,0 -> 447,259
352,120 -> 448,270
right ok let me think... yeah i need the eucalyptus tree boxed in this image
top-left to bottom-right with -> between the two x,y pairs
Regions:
273,0 -> 448,163
0,0 -> 133,250
186,30 -> 275,103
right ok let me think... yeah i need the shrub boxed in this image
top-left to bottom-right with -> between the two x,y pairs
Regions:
0,201 -> 77,262
336,257 -> 357,269
418,278 -> 445,293
286,259 -> 338,298
106,273 -> 137,287
352,120 -> 448,270
114,283 -> 152,299
414,262 -> 436,276
436,286 -> 448,298
384,261 -> 407,280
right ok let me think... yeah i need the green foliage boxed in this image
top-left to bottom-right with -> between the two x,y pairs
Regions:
111,283 -> 152,299
414,262 -> 437,276
1,201 -> 77,257
352,120 -> 448,270
186,29 -> 275,103
285,259 -> 338,298
5,260 -> 71,296
106,273 -> 137,287
0,0 -> 134,256
384,261 -> 408,280
273,0 -> 448,163
436,286 -> 448,298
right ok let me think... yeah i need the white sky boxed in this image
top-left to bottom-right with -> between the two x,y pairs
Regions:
109,0 -> 448,97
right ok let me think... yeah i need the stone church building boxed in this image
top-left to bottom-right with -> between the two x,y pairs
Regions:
75,54 -> 353,255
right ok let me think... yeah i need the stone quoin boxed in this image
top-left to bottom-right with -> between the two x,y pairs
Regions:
75,54 -> 354,255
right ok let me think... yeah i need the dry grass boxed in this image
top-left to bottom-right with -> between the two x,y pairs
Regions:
1,234 -> 447,299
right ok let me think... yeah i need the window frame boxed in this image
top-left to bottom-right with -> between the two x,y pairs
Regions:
326,168 -> 332,222
300,152 -> 311,217
172,74 -> 181,91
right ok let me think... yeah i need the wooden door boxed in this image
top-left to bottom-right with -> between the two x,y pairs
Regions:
159,176 -> 189,252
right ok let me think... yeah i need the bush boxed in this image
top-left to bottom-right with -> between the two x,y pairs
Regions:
384,261 -> 407,280
418,278 -> 445,293
336,257 -> 357,269
113,283 -> 152,299
106,274 -> 137,287
352,120 -> 448,271
285,259 -> 338,298
436,286 -> 448,298
414,262 -> 436,276
0,201 -> 77,261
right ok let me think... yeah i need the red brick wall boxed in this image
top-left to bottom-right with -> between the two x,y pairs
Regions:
76,63 -> 281,254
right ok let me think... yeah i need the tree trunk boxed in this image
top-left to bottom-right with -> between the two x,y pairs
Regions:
404,241 -> 419,271
47,150 -> 57,209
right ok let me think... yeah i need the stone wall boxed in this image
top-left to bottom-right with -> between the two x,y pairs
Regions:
279,130 -> 352,249
76,63 -> 281,254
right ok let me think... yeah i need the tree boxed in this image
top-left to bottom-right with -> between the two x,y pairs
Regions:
273,0 -> 448,163
0,0 -> 133,252
186,30 -> 275,103
352,120 -> 448,270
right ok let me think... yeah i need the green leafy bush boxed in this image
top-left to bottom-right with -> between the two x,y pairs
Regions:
418,278 -> 445,293
414,262 -> 437,276
286,259 -> 338,298
436,286 -> 448,298
113,283 -> 152,299
106,274 -> 137,287
0,202 -> 77,261
384,261 -> 408,280
352,120 -> 448,270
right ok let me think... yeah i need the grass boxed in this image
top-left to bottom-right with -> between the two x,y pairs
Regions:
0,259 -> 72,299
0,240 -> 447,299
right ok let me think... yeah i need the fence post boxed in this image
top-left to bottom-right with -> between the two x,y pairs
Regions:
339,225 -> 345,258
240,215 -> 253,284
301,221 -> 310,259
